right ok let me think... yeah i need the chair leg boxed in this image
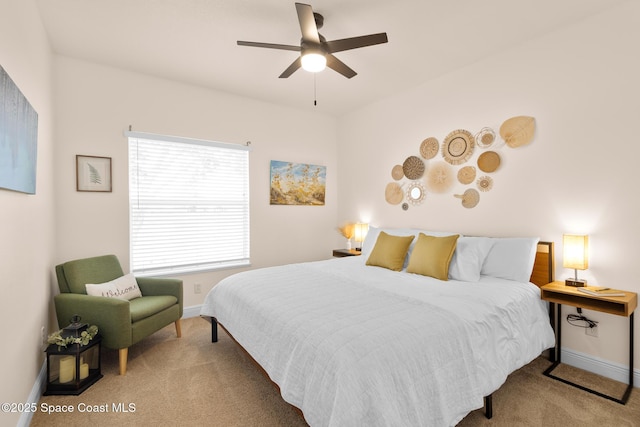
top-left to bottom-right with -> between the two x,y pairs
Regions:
175,318 -> 182,338
119,348 -> 128,375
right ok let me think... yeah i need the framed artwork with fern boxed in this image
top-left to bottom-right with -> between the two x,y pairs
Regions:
76,155 -> 112,192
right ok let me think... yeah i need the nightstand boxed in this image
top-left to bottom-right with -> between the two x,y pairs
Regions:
540,281 -> 637,404
332,249 -> 361,258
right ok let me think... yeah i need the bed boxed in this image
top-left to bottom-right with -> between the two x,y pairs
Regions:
200,228 -> 556,426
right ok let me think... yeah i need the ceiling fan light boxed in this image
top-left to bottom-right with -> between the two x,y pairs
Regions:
301,52 -> 326,72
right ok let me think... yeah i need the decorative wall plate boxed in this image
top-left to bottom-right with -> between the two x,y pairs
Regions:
442,129 -> 475,165
457,166 -> 476,185
391,164 -> 404,180
420,137 -> 439,159
402,155 -> 425,179
477,151 -> 501,173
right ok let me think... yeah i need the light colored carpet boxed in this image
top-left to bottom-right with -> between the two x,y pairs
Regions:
32,317 -> 640,426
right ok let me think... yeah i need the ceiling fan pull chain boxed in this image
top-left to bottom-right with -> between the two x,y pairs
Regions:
314,73 -> 317,106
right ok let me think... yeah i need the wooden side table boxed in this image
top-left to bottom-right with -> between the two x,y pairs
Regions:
332,249 -> 361,258
540,281 -> 637,404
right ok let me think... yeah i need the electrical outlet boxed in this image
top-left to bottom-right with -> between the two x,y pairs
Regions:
194,283 -> 202,294
41,326 -> 46,346
585,325 -> 598,337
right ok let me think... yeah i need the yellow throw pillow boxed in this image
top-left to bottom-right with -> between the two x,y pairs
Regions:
365,231 -> 415,271
407,233 -> 459,280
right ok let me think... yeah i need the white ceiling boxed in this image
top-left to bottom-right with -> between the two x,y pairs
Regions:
35,0 -> 624,116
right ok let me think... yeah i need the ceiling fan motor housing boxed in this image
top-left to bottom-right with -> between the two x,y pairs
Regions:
313,12 -> 324,30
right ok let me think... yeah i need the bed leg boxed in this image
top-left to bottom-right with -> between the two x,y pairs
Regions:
211,318 -> 218,343
484,394 -> 493,419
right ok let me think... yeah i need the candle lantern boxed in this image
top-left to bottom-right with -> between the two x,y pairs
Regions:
44,315 -> 103,395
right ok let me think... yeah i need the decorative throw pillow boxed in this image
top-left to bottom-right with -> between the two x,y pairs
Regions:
365,231 -> 415,271
85,273 -> 142,301
406,233 -> 459,280
361,227 -> 458,268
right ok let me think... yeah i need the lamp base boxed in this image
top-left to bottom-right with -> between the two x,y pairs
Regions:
565,278 -> 587,287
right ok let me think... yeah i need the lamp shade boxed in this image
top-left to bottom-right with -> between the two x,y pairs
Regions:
353,223 -> 369,244
563,234 -> 589,270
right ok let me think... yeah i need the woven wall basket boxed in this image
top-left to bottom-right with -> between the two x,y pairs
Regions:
477,151 -> 501,173
420,137 -> 439,159
454,188 -> 480,208
457,166 -> 476,185
500,116 -> 535,148
402,155 -> 425,180
385,182 -> 404,205
442,129 -> 475,165
391,164 -> 404,180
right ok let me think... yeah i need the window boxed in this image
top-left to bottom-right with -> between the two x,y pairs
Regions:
127,131 -> 250,275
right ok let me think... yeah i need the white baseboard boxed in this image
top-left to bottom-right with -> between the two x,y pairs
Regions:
183,304 -> 202,319
561,347 -> 639,387
19,361 -> 46,427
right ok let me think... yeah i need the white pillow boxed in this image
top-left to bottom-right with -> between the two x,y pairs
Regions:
85,273 -> 142,301
361,227 -> 457,267
480,237 -> 540,283
448,236 -> 494,282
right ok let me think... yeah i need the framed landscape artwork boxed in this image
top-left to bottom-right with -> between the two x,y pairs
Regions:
270,160 -> 326,205
0,65 -> 38,194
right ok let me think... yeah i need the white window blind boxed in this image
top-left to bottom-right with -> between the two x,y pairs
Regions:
127,131 -> 250,275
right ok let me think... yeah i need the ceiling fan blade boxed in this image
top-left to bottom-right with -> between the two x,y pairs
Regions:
325,33 -> 388,53
295,3 -> 320,43
326,54 -> 357,79
279,57 -> 302,78
237,41 -> 301,52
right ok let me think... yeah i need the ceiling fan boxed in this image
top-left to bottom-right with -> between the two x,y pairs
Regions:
237,2 -> 388,79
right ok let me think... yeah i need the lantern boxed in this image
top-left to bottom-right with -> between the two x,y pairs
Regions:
44,315 -> 102,395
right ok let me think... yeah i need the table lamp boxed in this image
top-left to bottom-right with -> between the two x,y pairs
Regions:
563,234 -> 588,287
353,223 -> 369,252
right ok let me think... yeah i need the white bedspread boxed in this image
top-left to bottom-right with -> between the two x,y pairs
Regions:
200,257 -> 554,426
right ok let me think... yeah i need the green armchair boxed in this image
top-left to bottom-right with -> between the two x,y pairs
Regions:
54,255 -> 183,375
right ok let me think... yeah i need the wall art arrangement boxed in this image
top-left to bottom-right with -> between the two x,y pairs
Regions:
0,65 -> 38,194
385,115 -> 535,210
270,160 -> 326,206
76,155 -> 112,192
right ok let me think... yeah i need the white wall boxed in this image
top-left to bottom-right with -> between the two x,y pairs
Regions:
0,0 -> 54,423
3,0 -> 637,414
53,56 -> 339,308
337,2 -> 640,369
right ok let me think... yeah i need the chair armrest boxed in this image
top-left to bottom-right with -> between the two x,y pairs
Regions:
53,293 -> 132,349
136,277 -> 183,317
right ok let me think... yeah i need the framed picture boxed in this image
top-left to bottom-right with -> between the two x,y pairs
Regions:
0,65 -> 38,194
76,155 -> 112,192
269,160 -> 326,205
